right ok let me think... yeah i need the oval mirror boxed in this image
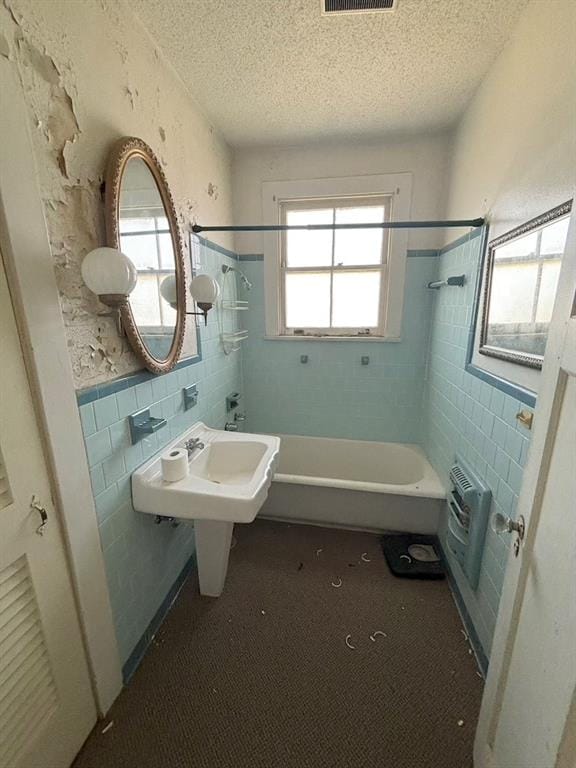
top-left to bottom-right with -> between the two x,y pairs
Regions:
105,137 -> 186,373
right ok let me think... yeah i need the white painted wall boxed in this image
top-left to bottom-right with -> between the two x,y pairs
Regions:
445,0 -> 576,393
232,133 -> 452,253
446,0 -> 576,243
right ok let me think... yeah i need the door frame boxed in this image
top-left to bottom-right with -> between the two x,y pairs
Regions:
474,196 -> 576,765
0,58 -> 122,714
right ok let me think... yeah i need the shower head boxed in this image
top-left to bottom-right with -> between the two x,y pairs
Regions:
221,264 -> 252,291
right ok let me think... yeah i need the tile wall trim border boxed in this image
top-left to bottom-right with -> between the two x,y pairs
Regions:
238,253 -> 264,261
462,223 -> 537,408
122,552 -> 197,684
465,363 -> 537,408
406,249 -> 439,258
235,250 -> 438,262
77,340 -> 202,406
442,551 -> 489,677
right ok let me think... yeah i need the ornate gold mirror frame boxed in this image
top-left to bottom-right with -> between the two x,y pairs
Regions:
105,136 -> 186,374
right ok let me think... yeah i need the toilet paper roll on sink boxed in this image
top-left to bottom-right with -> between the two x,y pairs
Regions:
161,448 -> 189,482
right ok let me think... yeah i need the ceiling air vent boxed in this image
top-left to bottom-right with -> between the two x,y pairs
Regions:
323,0 -> 397,14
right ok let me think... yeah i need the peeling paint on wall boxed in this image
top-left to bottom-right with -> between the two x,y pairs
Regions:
124,84 -> 138,110
0,31 -> 10,58
0,0 -> 233,389
14,35 -> 81,177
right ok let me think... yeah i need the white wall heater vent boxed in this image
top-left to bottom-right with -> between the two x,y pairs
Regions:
447,456 -> 492,590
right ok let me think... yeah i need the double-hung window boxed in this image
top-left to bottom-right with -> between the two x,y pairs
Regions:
262,174 -> 412,341
280,196 -> 391,336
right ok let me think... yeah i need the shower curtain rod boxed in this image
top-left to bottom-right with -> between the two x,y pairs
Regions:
192,217 -> 485,234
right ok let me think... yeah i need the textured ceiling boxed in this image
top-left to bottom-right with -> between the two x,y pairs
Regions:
128,0 -> 529,147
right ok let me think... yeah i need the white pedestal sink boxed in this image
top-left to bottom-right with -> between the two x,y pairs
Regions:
132,422 -> 280,597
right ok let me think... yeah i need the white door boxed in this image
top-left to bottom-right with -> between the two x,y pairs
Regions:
474,201 -> 576,768
0,252 -> 96,767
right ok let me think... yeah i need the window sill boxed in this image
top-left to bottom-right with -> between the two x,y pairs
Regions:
263,335 -> 401,343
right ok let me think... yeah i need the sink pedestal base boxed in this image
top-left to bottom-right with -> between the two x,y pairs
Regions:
194,519 -> 234,597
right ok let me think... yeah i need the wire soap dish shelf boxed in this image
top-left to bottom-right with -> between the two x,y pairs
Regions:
218,265 -> 250,354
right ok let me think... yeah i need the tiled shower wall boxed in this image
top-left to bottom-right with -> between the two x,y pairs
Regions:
240,254 -> 439,443
78,242 -> 242,665
424,232 -> 533,657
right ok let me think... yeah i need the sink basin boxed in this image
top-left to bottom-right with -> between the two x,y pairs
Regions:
131,422 -> 280,597
132,422 -> 280,523
188,440 -> 268,487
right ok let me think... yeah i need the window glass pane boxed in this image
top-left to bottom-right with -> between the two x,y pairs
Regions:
155,215 -> 169,231
159,296 -> 177,327
332,271 -> 381,328
484,211 -> 569,359
285,209 -> 333,267
120,233 -> 159,270
158,233 -> 175,269
540,217 -> 570,255
536,260 -> 561,323
119,216 -> 156,234
285,272 -> 330,327
495,231 -> 538,262
129,274 -> 162,327
334,206 -> 385,266
488,263 -> 538,324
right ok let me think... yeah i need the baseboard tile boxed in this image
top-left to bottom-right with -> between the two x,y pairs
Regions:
122,553 -> 197,684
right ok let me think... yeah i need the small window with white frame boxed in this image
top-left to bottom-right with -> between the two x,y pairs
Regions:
261,173 -> 412,341
280,196 -> 391,336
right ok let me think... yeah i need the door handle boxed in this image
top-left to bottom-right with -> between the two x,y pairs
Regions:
31,495 -> 48,536
492,512 -> 525,556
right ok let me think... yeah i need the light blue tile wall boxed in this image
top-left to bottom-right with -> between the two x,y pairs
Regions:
423,234 -> 534,655
78,243 -> 242,665
241,256 -> 439,443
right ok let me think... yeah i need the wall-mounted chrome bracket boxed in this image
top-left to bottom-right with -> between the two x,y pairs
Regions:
183,384 -> 198,411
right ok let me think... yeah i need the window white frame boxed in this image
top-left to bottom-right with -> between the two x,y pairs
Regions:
262,173 -> 412,340
279,195 -> 391,336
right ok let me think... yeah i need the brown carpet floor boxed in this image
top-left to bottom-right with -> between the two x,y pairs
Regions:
73,520 -> 484,768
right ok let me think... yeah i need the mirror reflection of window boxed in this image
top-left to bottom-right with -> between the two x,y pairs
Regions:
118,158 -> 176,344
481,204 -> 571,368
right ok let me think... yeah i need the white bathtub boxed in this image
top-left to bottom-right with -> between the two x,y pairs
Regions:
259,434 -> 445,534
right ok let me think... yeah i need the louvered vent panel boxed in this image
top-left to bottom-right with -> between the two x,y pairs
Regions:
324,0 -> 396,13
449,464 -> 473,493
0,446 -> 13,510
0,556 -> 58,768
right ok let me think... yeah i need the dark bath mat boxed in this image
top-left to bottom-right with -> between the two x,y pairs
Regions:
380,533 -> 445,579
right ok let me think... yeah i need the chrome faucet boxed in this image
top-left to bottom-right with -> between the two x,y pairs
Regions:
185,437 -> 205,457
